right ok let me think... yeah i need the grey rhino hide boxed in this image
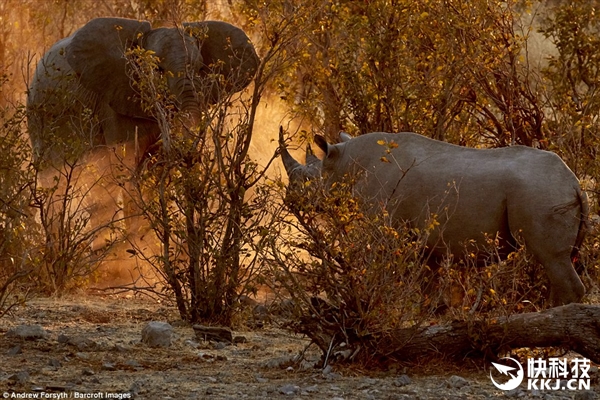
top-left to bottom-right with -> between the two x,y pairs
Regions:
283,131 -> 588,306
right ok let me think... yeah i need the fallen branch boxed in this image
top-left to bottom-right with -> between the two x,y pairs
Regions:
298,302 -> 600,364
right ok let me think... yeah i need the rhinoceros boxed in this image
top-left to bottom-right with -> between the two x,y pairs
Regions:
279,129 -> 588,306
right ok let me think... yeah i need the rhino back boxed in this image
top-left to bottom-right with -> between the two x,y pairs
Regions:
327,132 -> 582,256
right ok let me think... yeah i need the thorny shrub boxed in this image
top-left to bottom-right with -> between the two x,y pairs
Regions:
0,75 -> 37,316
262,166 -> 554,365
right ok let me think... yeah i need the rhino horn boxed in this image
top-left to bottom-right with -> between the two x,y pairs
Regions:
279,126 -> 307,180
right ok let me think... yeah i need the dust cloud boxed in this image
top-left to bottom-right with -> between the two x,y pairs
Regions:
90,94 -> 308,289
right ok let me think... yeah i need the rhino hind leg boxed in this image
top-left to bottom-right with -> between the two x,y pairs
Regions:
539,253 -> 585,306
519,229 -> 585,306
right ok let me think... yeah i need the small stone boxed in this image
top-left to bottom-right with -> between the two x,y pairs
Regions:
233,336 -> 247,344
446,375 -> 469,389
57,334 -> 70,344
393,374 -> 412,387
102,362 -> 116,371
75,352 -> 90,360
141,321 -> 173,347
6,324 -> 48,340
6,345 -> 22,355
69,336 -> 98,351
575,391 -> 597,400
278,384 -> 300,395
264,355 -> 295,369
213,341 -> 227,350
193,325 -> 233,343
48,358 -> 62,368
254,374 -> 268,383
82,368 -> 95,376
8,371 -> 30,384
112,344 -> 128,352
125,359 -> 141,368
304,385 -> 319,393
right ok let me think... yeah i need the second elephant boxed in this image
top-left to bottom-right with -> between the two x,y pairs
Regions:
27,17 -> 260,165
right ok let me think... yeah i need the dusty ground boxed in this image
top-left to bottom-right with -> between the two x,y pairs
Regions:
0,295 -> 598,399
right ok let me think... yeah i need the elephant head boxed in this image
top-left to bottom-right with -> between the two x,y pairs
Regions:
64,17 -> 259,124
28,17 -> 259,165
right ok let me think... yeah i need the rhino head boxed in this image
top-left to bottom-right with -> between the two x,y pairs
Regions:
278,127 -> 324,186
279,127 -> 354,186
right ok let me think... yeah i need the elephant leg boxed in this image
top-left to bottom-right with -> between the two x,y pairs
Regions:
81,149 -> 126,252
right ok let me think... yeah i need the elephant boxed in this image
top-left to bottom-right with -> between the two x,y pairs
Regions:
279,129 -> 588,306
27,17 -> 260,165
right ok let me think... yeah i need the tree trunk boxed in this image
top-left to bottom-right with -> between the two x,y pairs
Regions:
300,303 -> 600,364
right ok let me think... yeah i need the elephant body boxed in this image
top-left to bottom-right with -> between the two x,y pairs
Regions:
27,17 -> 259,164
280,131 -> 588,306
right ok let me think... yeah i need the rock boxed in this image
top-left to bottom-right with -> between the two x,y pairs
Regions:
575,391 -> 597,400
75,352 -> 90,360
102,362 -> 117,371
213,341 -> 228,350
233,336 -> 247,344
358,378 -> 378,389
8,370 -> 30,384
303,385 -> 319,393
6,324 -> 48,340
112,343 -> 128,352
446,375 -> 469,389
185,339 -> 200,348
82,368 -> 95,376
236,294 -> 258,307
322,364 -> 342,380
68,336 -> 98,351
57,334 -> 69,343
129,379 -> 148,396
193,325 -> 233,343
278,384 -> 300,395
263,355 -> 295,369
125,359 -> 142,368
393,374 -> 412,387
6,345 -> 22,355
253,304 -> 269,321
141,321 -> 173,347
254,374 -> 268,383
48,358 -> 62,368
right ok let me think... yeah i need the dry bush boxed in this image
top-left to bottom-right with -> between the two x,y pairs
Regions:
261,170 -> 555,366
0,75 -> 37,315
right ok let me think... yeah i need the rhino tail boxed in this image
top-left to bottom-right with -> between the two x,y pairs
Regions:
571,184 -> 589,264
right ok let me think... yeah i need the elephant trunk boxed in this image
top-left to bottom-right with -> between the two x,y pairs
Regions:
173,75 -> 202,130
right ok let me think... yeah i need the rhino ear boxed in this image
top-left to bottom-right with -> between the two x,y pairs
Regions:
315,134 -> 340,161
314,135 -> 329,155
339,131 -> 352,142
67,17 -> 152,116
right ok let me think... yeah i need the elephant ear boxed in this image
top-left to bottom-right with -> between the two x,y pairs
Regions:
67,17 -> 152,117
183,21 -> 259,92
